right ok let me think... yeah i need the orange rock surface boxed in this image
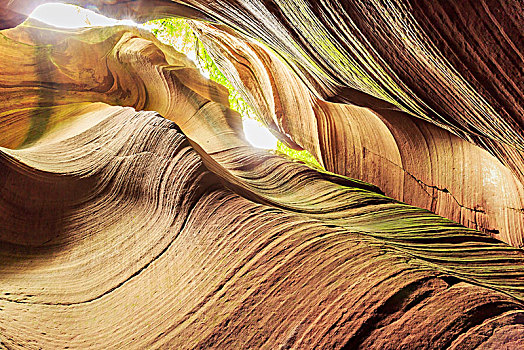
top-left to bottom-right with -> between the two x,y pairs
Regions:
0,1 -> 523,348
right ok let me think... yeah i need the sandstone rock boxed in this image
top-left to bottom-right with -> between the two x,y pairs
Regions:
0,1 -> 523,348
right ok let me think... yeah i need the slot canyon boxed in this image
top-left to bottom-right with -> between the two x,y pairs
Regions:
0,0 -> 523,348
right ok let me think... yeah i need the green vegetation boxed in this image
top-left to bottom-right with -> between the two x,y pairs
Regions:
147,18 -> 324,170
275,143 -> 324,170
147,18 -> 257,118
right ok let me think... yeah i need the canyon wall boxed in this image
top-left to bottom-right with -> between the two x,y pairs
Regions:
0,1 -> 523,348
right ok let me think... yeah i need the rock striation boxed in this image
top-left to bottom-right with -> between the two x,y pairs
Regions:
191,21 -> 524,246
0,1 -> 523,349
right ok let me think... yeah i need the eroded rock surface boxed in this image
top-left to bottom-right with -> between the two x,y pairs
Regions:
0,1 -> 523,349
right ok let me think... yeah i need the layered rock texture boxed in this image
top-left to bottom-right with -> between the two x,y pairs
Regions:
0,1 -> 523,349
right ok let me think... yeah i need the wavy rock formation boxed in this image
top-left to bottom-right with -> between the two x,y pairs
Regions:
191,21 -> 524,246
0,1 -> 523,349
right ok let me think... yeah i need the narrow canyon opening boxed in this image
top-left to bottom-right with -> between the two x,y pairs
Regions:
0,1 -> 523,348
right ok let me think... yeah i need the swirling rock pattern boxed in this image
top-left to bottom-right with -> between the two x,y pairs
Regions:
0,1 -> 523,349
39,0 -> 521,176
190,21 -> 524,247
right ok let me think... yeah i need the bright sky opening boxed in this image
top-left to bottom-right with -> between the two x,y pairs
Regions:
29,3 -> 136,28
242,119 -> 278,149
29,3 -> 279,150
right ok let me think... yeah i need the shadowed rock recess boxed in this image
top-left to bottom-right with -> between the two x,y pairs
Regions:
0,1 -> 523,349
